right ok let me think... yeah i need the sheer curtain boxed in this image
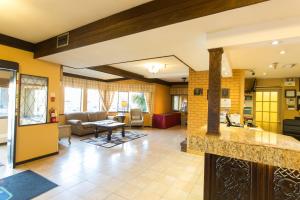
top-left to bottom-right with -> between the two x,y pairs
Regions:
103,91 -> 115,111
86,80 -> 107,111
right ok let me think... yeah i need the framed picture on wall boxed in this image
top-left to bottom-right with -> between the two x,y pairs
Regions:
194,88 -> 203,96
285,89 -> 296,98
222,88 -> 230,98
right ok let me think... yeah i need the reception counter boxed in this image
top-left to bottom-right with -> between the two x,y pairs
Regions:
189,125 -> 300,200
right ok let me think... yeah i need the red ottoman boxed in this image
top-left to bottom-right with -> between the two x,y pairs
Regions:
152,112 -> 181,129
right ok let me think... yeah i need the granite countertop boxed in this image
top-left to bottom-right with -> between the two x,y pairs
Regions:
188,125 -> 300,170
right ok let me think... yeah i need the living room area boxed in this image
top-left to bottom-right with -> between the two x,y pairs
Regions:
57,57 -> 189,148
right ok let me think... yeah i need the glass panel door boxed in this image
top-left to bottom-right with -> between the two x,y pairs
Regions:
255,90 -> 280,133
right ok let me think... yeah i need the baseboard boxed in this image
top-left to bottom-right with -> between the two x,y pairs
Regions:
15,152 -> 59,166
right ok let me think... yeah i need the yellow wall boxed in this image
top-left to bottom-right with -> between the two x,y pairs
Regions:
153,83 -> 171,114
0,45 -> 60,163
188,69 -> 245,136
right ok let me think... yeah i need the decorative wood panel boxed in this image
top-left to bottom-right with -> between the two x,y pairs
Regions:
215,157 -> 251,200
273,168 -> 300,200
204,153 -> 300,200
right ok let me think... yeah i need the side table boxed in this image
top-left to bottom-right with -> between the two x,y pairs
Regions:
58,125 -> 71,144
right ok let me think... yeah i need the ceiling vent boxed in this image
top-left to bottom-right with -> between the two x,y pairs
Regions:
56,32 -> 69,48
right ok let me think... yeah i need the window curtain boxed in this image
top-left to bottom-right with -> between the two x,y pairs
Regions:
107,83 -> 155,93
103,91 -> 115,111
86,80 -> 107,111
170,86 -> 188,95
63,76 -> 86,88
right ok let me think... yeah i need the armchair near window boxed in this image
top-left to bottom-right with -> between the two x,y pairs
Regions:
130,109 -> 144,127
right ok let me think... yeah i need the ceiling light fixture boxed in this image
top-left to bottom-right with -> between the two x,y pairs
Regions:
280,50 -> 286,55
145,63 -> 164,74
271,40 -> 279,45
269,62 -> 278,69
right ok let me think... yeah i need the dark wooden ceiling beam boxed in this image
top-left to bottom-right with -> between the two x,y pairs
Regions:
0,33 -> 35,52
89,65 -> 171,86
34,0 -> 268,58
63,72 -> 106,82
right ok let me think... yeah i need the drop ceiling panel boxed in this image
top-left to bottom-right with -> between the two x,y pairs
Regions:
111,56 -> 189,81
225,37 -> 300,78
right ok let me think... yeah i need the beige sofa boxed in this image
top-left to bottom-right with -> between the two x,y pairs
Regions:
65,111 -> 114,136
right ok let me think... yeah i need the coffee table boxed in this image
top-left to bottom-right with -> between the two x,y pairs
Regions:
94,121 -> 126,141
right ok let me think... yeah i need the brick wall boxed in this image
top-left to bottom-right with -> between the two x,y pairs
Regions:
188,69 -> 245,136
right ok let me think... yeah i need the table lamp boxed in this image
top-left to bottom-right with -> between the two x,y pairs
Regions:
121,101 -> 128,113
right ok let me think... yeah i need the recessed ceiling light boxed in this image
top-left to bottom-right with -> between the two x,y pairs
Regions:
272,40 -> 279,45
263,72 -> 267,76
269,64 -> 273,68
280,50 -> 286,55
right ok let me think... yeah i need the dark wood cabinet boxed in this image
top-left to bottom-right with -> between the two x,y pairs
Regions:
204,153 -> 300,200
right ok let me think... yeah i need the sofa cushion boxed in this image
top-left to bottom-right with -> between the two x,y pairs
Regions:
65,112 -> 89,122
132,115 -> 141,120
81,122 -> 97,128
88,112 -> 107,122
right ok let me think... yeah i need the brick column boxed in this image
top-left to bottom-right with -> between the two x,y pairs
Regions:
207,48 -> 223,135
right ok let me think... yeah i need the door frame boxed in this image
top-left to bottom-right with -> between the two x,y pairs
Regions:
0,59 -> 19,168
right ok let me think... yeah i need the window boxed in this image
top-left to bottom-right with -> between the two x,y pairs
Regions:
109,92 -> 148,112
129,92 -> 147,112
0,87 -> 8,117
19,75 -> 48,125
64,87 -> 82,113
87,89 -> 102,112
172,95 -> 188,112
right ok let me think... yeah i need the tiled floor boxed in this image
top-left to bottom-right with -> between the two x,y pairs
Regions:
0,126 -> 204,200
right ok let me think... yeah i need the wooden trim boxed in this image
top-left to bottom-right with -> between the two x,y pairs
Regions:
63,72 -> 106,82
34,0 -> 268,58
170,82 -> 188,86
0,59 -> 19,72
15,151 -> 59,166
105,78 -> 130,82
0,33 -> 35,52
63,72 -> 129,82
89,65 -> 171,86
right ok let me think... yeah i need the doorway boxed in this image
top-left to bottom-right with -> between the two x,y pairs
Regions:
254,89 -> 281,133
0,61 -> 18,168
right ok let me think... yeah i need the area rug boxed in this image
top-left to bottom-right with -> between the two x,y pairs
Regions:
0,170 -> 57,200
81,130 -> 147,148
